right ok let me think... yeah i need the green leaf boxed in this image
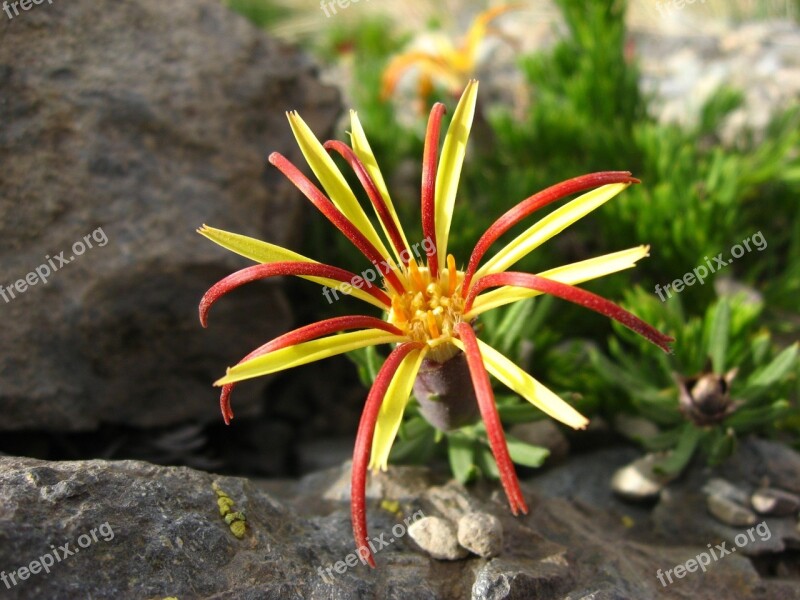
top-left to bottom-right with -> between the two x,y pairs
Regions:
497,401 -> 541,424
723,400 -> 792,432
705,428 -> 737,466
706,299 -> 730,373
493,298 -> 535,355
347,345 -> 381,386
652,424 -> 702,475
744,343 -> 798,391
389,427 -> 436,464
505,435 -> 550,468
640,426 -> 685,452
447,434 -> 477,484
475,446 -> 500,480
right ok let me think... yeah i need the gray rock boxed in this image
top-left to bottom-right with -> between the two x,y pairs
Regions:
703,477 -> 752,506
654,439 -> 800,556
751,488 -> 800,516
707,494 -> 758,527
508,420 -> 570,464
1,453 -> 796,598
471,556 -> 570,600
408,516 -> 468,561
425,481 -> 479,522
611,453 -> 677,502
0,0 -> 339,431
458,512 -> 504,558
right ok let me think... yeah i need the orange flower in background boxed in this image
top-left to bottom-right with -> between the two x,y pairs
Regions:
199,80 -> 673,567
381,5 -> 519,105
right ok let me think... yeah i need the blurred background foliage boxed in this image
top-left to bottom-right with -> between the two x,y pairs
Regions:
227,0 -> 799,477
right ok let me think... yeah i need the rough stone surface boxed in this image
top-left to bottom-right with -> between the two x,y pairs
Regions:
0,0 -> 339,431
635,19 -> 800,142
458,512 -> 504,558
2,443 -> 800,598
408,516 -> 468,561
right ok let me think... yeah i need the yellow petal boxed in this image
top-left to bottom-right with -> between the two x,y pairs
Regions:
198,225 -> 387,310
452,338 -> 589,429
349,111 -> 411,264
461,5 -> 519,69
435,79 -> 479,262
287,112 -> 395,265
215,329 -> 406,386
476,183 -> 632,278
381,51 -> 462,99
368,347 -> 427,472
467,246 -> 650,316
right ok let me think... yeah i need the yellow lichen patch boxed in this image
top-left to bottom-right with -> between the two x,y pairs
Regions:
388,256 -> 466,363
380,499 -> 401,515
212,482 -> 247,539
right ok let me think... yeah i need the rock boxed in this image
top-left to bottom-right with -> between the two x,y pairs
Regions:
707,494 -> 758,527
0,0 -> 339,431
653,439 -> 800,556
1,454 -> 795,598
613,414 -> 661,442
635,20 -> 800,142
458,512 -> 504,558
611,453 -> 677,502
703,477 -> 751,506
509,420 -> 570,464
408,516 -> 468,561
425,482 -> 479,522
751,488 -> 800,517
471,557 -> 570,600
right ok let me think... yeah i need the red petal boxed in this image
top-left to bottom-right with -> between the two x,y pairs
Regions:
269,152 -> 405,294
421,103 -> 446,277
454,322 -> 528,515
217,315 -> 402,425
199,261 -> 391,328
351,342 -> 424,567
324,140 -> 409,264
466,272 -> 674,353
462,172 -> 640,295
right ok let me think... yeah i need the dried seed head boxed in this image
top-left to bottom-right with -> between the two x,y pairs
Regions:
678,368 -> 739,426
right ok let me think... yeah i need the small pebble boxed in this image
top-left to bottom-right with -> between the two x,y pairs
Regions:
751,488 -> 800,516
408,516 -> 467,561
702,478 -> 750,506
611,454 -> 676,502
707,494 -> 757,527
457,512 -> 503,558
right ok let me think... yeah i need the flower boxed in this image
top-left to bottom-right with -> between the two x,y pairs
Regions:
381,5 -> 518,106
199,80 -> 673,566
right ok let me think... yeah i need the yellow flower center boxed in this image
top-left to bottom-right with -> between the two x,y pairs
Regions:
387,254 -> 464,363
